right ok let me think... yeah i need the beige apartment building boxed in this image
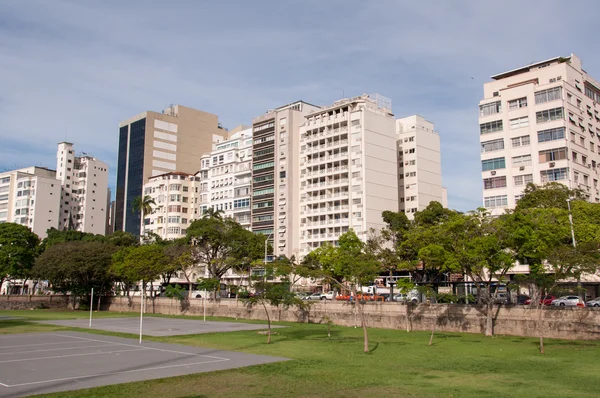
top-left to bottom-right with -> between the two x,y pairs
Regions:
479,54 -> 600,215
115,104 -> 228,236
56,142 -> 109,235
396,115 -> 444,218
298,94 -> 398,257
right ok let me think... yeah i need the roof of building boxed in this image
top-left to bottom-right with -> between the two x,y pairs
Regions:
491,56 -> 571,80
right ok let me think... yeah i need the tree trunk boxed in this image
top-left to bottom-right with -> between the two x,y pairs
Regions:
406,302 -> 412,332
428,320 -> 435,346
538,302 -> 545,354
262,301 -> 272,344
361,310 -> 369,353
485,300 -> 494,337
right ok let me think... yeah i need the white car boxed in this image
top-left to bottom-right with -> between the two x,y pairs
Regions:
551,295 -> 583,307
585,297 -> 600,307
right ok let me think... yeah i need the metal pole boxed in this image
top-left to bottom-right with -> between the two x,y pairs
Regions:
139,283 -> 144,344
203,291 -> 206,322
89,288 -> 93,328
566,199 -> 582,300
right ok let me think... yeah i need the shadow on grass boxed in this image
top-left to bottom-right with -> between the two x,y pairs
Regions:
369,342 -> 379,353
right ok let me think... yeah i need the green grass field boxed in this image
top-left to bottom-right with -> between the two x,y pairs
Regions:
1,309 -> 599,398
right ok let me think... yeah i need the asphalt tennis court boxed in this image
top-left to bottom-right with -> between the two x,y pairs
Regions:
0,331 -> 289,397
38,316 -> 285,336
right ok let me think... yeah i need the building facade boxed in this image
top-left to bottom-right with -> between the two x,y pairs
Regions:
298,94 -> 398,257
56,142 -> 109,235
198,126 -> 253,229
0,167 -> 61,238
396,115 -> 443,218
115,104 -> 227,236
479,54 -> 600,215
251,101 -> 320,257
143,172 -> 201,240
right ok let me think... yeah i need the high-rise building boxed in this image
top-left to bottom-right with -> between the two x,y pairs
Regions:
143,172 -> 201,240
0,167 -> 61,238
298,94 -> 398,257
479,54 -> 600,215
251,101 -> 320,257
198,126 -> 253,229
396,115 -> 443,218
56,142 -> 109,235
142,126 -> 254,240
116,104 -> 227,235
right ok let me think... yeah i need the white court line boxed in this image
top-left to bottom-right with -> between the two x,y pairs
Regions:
0,340 -> 91,349
0,348 -> 145,364
0,382 -> 9,387
0,343 -> 115,356
1,357 -> 230,388
51,333 -> 230,361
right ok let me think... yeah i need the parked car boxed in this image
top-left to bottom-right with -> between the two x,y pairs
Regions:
524,295 -> 556,306
320,291 -> 335,300
304,293 -> 323,300
552,296 -> 585,307
392,293 -> 419,303
585,297 -> 600,307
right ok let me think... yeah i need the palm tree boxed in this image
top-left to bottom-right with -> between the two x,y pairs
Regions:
132,195 -> 156,239
202,207 -> 224,219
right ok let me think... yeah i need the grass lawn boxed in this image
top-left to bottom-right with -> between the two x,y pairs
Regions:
1,309 -> 599,398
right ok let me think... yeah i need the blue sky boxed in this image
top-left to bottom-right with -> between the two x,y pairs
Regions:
2,0 -> 599,211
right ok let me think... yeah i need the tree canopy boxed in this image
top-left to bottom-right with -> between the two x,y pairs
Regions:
0,223 -> 40,287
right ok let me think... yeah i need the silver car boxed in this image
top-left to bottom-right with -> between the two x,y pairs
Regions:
304,293 -> 323,300
585,297 -> 600,307
551,295 -> 583,307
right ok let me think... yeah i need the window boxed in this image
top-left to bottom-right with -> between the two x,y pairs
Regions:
253,135 -> 274,144
253,188 -> 274,196
480,101 -> 502,117
538,147 -> 567,163
536,107 -> 563,123
480,120 -> 503,135
252,214 -> 273,222
541,167 -> 568,182
253,161 -> 274,171
254,147 -> 274,157
481,139 -> 504,153
511,135 -> 530,147
534,87 -> 562,104
537,127 -> 565,143
167,216 -> 180,223
512,154 -> 532,167
508,97 -> 528,110
509,116 -> 529,129
233,198 -> 250,209
279,171 -> 286,179
481,157 -> 506,171
484,195 -> 508,208
513,174 -> 533,186
252,200 -> 273,209
170,194 -> 181,202
483,176 -> 507,189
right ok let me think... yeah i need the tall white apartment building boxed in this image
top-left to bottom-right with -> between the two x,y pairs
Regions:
479,54 -> 600,215
396,115 -> 443,218
198,126 -> 253,229
56,142 -> 109,235
144,172 -> 200,239
299,94 -> 398,257
0,167 -> 61,238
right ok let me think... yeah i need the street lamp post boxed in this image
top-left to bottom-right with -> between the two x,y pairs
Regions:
566,198 -> 582,300
264,232 -> 273,266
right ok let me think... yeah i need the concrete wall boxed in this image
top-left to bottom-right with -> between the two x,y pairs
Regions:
0,295 -> 70,310
101,297 -> 600,341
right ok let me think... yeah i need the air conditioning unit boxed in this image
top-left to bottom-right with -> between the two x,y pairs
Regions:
519,166 -> 525,171
491,171 -> 496,176
549,162 -> 556,168
588,164 -> 592,168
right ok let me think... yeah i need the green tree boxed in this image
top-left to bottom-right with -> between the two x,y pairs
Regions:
0,223 -> 40,290
186,216 -> 263,297
312,230 -> 380,353
131,195 -> 156,238
515,182 -> 585,211
111,244 -> 168,296
33,241 -> 115,306
40,228 -> 104,252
